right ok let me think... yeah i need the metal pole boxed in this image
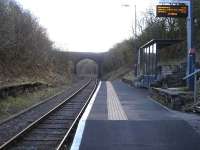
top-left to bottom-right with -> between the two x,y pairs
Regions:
187,0 -> 196,90
137,48 -> 141,77
194,74 -> 197,103
134,5 -> 137,38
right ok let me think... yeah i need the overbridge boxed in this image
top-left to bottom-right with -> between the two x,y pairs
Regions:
67,52 -> 104,78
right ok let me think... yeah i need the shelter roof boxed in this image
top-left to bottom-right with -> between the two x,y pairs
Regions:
140,39 -> 183,49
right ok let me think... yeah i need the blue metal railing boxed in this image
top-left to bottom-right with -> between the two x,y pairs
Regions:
183,69 -> 200,80
183,69 -> 200,103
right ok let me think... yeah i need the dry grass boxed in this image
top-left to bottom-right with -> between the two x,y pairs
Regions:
0,85 -> 69,121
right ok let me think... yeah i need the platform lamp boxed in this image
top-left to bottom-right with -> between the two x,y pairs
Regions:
121,4 -> 137,39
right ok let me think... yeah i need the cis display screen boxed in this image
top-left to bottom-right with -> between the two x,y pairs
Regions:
156,5 -> 188,18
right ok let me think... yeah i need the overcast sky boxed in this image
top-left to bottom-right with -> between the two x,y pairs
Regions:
17,0 -> 155,52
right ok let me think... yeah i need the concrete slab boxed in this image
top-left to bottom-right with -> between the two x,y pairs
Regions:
112,81 -> 178,121
72,80 -> 200,150
79,120 -> 200,150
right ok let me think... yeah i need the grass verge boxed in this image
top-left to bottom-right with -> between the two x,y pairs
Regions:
0,85 -> 69,121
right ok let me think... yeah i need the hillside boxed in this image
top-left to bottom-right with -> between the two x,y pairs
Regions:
0,0 -> 71,87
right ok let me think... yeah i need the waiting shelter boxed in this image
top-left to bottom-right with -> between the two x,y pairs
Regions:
137,39 -> 182,88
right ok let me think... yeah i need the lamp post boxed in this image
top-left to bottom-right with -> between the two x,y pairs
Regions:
121,4 -> 137,38
134,5 -> 137,38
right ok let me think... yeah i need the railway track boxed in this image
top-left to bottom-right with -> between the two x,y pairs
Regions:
0,79 -> 98,150
0,79 -> 89,146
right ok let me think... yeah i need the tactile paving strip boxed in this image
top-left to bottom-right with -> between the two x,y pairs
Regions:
106,82 -> 128,120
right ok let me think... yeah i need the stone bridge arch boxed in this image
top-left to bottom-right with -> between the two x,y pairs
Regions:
68,52 -> 104,78
74,58 -> 99,76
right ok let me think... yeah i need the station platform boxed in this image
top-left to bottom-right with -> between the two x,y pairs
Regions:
71,81 -> 200,150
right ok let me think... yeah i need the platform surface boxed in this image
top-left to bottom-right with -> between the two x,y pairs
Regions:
71,81 -> 200,150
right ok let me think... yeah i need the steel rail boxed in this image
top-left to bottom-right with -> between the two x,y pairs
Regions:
0,80 -> 92,150
56,79 -> 98,150
0,79 -> 88,126
0,88 -> 65,125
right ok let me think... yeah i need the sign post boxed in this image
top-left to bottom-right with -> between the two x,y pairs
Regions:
157,0 -> 195,90
187,0 -> 195,90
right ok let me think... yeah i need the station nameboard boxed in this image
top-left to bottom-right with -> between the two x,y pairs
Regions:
156,5 -> 188,17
